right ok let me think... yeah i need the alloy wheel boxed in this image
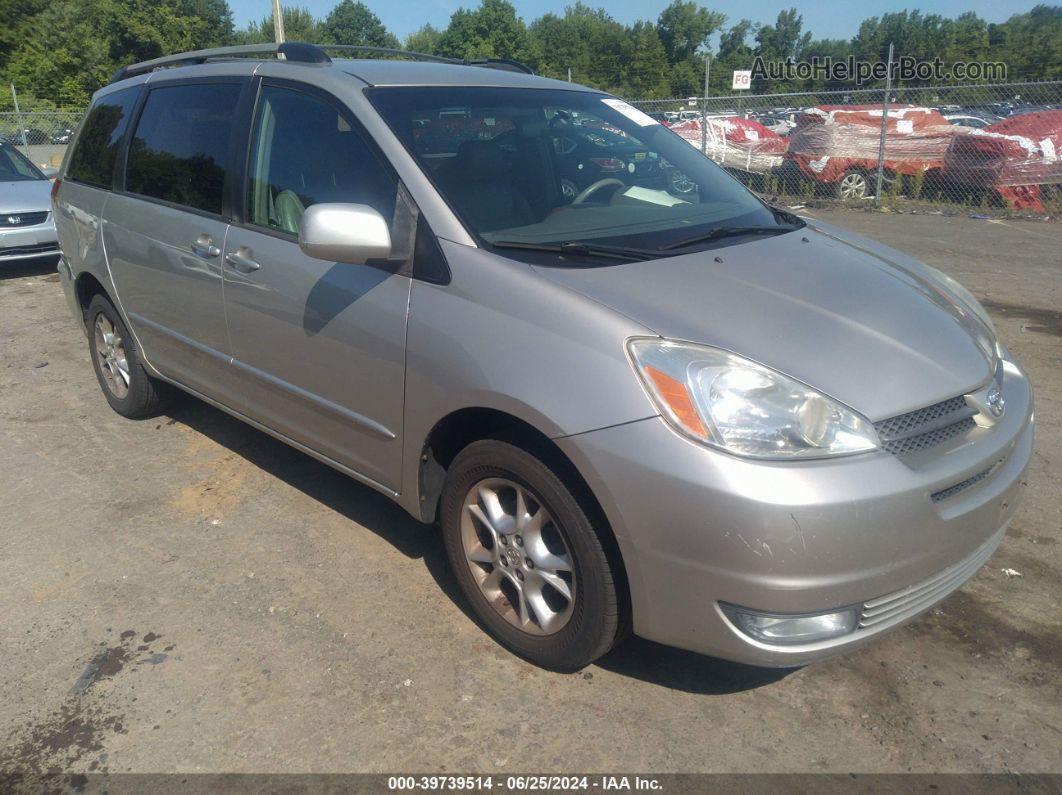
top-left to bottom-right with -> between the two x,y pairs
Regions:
93,313 -> 130,399
460,478 -> 575,635
839,171 -> 869,199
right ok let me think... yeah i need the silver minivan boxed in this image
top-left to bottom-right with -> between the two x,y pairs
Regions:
54,44 -> 1033,672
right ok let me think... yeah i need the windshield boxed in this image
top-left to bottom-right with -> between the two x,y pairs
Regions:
0,144 -> 46,182
368,87 -> 786,258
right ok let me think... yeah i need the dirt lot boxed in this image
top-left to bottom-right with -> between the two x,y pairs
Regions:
1,209 -> 1060,776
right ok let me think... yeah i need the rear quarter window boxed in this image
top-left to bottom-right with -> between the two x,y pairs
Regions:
125,82 -> 241,215
66,87 -> 141,189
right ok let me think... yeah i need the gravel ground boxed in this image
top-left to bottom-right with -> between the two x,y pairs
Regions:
1,209 -> 1060,776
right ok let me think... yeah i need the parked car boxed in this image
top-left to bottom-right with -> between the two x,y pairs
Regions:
944,114 -> 1001,129
669,115 -> 788,180
944,110 -> 1062,213
786,105 -> 958,199
0,141 -> 60,265
55,44 -> 1032,672
0,127 -> 50,145
753,110 -> 800,136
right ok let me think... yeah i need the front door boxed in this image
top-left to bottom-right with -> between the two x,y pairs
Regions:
222,81 -> 411,492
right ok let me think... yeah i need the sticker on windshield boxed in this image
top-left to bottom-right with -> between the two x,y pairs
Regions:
601,98 -> 659,127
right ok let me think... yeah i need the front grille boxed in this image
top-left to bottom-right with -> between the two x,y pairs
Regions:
0,211 -> 49,228
859,531 -> 1000,629
0,242 -> 59,257
874,395 -> 978,456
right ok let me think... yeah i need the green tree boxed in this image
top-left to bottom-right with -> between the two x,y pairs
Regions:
3,0 -> 235,107
0,0 -> 49,74
238,5 -> 321,44
321,0 -> 399,48
405,24 -> 443,54
436,0 -> 533,62
530,4 -> 626,88
619,20 -> 671,97
710,19 -> 754,92
988,5 -> 1062,80
656,0 -> 725,65
755,8 -> 811,61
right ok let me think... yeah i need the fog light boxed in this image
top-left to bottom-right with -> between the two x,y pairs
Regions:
722,604 -> 858,645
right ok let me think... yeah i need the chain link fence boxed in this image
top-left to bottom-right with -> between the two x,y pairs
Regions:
6,82 -> 1062,215
628,80 -> 1062,216
0,110 -> 85,169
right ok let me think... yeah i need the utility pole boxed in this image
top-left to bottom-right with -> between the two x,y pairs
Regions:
567,67 -> 571,83
10,84 -> 27,148
272,0 -> 286,44
875,42 -> 894,203
700,53 -> 709,156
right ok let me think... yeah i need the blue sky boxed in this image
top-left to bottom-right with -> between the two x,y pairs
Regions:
230,0 -> 1043,43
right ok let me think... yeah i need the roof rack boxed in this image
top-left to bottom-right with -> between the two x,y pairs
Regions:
108,41 -> 534,84
109,42 -> 326,83
323,45 -> 535,75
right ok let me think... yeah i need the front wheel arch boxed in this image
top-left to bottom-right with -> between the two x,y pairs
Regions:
417,406 -> 632,636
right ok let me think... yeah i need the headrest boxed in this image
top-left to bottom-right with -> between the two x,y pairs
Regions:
456,140 -> 505,182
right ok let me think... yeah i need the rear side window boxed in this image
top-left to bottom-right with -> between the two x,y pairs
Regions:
66,87 -> 140,189
125,82 -> 241,215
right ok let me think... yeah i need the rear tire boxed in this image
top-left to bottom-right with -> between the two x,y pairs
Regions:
440,439 -> 623,671
86,294 -> 172,418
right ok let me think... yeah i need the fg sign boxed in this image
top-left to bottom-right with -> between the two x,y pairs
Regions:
732,70 -> 752,90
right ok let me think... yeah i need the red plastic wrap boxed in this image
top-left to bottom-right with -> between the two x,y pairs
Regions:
670,116 -> 787,174
944,111 -> 1062,188
786,105 -> 958,184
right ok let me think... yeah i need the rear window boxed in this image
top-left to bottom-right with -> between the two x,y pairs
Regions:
0,143 -> 45,181
66,87 -> 140,189
125,82 -> 241,215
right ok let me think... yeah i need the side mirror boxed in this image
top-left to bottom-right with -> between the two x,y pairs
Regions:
298,203 -> 391,264
41,167 -> 59,179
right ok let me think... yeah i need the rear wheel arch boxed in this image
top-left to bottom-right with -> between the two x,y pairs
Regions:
74,271 -> 110,324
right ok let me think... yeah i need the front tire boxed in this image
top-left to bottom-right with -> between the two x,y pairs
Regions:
87,294 -> 172,418
440,439 -> 623,671
836,168 -> 870,199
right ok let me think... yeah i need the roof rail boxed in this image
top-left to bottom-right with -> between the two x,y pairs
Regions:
108,41 -> 534,85
321,46 -> 535,75
109,42 -> 329,83
319,45 -> 459,65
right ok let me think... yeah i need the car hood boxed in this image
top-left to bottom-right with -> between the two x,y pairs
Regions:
0,179 -> 52,214
531,218 -> 995,421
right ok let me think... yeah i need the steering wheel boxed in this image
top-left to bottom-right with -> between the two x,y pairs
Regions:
572,178 -> 625,204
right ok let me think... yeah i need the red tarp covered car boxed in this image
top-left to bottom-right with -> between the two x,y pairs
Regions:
786,105 -> 958,198
669,116 -> 788,175
943,110 -> 1062,212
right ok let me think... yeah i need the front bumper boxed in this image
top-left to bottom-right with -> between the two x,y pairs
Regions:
556,356 -> 1033,666
0,220 -> 59,262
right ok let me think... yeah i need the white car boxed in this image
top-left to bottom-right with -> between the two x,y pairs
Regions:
0,142 -> 59,264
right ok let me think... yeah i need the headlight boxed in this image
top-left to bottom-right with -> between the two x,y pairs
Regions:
627,339 -> 879,459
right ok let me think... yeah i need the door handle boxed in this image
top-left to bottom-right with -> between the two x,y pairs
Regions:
225,250 -> 261,273
190,237 -> 220,259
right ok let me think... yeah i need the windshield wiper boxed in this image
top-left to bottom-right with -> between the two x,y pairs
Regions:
491,240 -> 664,262
658,225 -> 799,251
